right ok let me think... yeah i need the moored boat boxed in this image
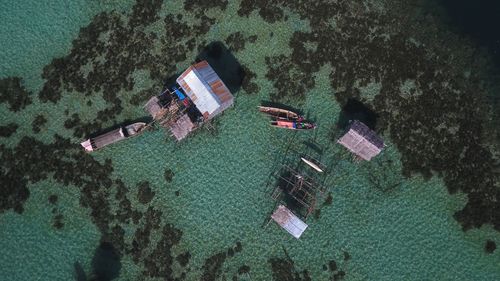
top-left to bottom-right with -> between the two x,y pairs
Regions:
300,157 -> 324,172
258,106 -> 300,120
270,119 -> 316,130
125,122 -> 147,136
81,122 -> 147,152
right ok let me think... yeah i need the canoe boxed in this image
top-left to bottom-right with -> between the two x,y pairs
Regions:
81,122 -> 147,152
300,157 -> 324,173
270,120 -> 316,130
258,106 -> 300,119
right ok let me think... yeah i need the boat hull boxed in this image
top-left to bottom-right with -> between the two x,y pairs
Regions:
258,106 -> 300,119
81,122 -> 147,152
301,157 -> 324,172
270,120 -> 316,130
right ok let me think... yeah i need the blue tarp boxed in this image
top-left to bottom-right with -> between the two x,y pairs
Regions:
173,87 -> 186,100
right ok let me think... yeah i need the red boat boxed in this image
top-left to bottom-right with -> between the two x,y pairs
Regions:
270,119 -> 316,130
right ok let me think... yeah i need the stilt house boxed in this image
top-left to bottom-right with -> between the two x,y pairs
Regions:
337,120 -> 384,161
144,60 -> 234,141
176,60 -> 234,120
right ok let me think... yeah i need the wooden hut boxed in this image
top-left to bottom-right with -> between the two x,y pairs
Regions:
337,120 -> 384,161
176,60 -> 234,120
169,113 -> 196,141
271,205 -> 308,239
144,96 -> 163,120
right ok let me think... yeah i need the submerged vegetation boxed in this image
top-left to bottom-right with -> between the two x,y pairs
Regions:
1,0 -> 500,280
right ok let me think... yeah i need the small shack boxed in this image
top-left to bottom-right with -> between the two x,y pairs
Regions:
271,205 -> 308,239
177,60 -> 234,120
169,113 -> 195,141
337,120 -> 384,161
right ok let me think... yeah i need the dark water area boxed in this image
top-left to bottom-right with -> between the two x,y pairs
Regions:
338,98 -> 378,131
73,242 -> 122,281
73,242 -> 121,281
91,242 -> 122,281
438,0 -> 500,66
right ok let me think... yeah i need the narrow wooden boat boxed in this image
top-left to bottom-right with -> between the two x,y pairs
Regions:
300,157 -> 324,173
81,122 -> 147,152
270,119 -> 316,130
258,106 -> 300,119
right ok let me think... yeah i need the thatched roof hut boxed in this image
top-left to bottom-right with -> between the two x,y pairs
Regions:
169,113 -> 196,141
144,96 -> 164,120
337,120 -> 384,161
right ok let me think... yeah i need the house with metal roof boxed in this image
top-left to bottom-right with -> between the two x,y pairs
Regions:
144,60 -> 234,141
176,60 -> 234,120
337,120 -> 384,161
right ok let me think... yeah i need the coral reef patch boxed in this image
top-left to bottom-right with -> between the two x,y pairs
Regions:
0,77 -> 32,112
0,123 -> 18,138
238,0 -> 500,231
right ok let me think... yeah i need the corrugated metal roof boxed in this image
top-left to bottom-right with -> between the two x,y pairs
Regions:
177,61 -> 234,119
271,205 -> 308,239
183,70 -> 221,115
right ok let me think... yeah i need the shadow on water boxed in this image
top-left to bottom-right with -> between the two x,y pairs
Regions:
160,42 -> 244,95
74,262 -> 87,281
73,242 -> 121,281
90,242 -> 121,281
437,0 -> 500,66
302,140 -> 323,156
196,41 -> 244,95
337,98 -> 378,130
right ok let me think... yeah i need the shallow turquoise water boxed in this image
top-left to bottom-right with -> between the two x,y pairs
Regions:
1,1 -> 500,280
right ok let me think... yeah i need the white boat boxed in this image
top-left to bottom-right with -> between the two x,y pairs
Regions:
300,157 -> 324,173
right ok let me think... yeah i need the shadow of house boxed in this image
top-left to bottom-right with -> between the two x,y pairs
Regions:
337,98 -> 378,131
90,242 -> 121,281
73,242 -> 121,281
196,41 -> 245,95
